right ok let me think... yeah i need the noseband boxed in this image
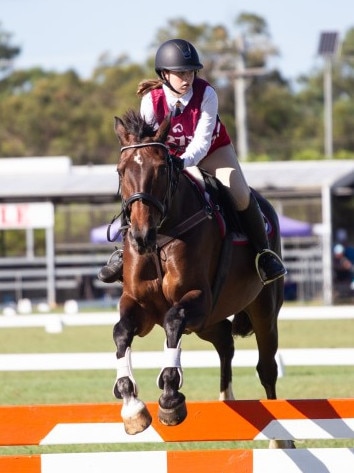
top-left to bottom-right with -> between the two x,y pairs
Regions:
120,142 -> 177,226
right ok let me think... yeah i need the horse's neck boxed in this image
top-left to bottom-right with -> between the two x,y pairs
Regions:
163,172 -> 203,229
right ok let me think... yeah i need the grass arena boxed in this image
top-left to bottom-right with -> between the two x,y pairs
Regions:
0,305 -> 353,472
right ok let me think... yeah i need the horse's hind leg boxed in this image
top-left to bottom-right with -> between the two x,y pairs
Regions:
240,278 -> 283,401
250,303 -> 279,400
112,307 -> 152,435
197,319 -> 235,400
248,285 -> 295,449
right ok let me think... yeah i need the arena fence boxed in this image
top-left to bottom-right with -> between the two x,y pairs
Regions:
1,399 -> 354,472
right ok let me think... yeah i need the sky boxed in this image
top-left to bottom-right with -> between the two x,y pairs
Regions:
2,0 -> 352,83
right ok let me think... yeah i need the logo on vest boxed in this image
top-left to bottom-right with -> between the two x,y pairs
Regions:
172,124 -> 183,133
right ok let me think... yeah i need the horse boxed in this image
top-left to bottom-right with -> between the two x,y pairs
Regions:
112,109 -> 292,448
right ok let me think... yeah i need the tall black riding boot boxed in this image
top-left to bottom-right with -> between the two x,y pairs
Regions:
238,193 -> 287,285
97,217 -> 127,284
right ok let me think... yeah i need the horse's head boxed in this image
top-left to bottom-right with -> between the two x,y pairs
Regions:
114,110 -> 179,255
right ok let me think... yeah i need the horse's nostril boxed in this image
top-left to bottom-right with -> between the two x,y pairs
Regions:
130,227 -> 157,254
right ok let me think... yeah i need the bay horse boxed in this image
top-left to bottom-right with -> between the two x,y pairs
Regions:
112,110 -> 291,447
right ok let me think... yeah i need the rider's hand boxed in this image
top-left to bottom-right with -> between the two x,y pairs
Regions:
171,156 -> 185,171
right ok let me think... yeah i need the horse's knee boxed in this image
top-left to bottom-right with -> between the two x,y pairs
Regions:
163,306 -> 186,345
163,296 -> 207,338
113,318 -> 136,357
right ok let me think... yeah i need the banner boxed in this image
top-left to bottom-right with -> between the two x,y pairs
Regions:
0,202 -> 54,229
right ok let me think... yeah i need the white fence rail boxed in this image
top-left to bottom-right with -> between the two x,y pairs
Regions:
0,306 -> 352,372
0,305 -> 353,332
1,348 -> 353,372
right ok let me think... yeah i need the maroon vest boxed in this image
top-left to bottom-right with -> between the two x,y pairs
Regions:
150,78 -> 231,157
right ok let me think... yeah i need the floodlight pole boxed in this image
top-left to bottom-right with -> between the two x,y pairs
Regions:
215,36 -> 267,161
318,31 -> 339,159
234,36 -> 248,161
323,57 -> 333,159
233,36 -> 267,161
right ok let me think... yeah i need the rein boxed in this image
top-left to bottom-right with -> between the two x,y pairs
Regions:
121,143 -> 169,152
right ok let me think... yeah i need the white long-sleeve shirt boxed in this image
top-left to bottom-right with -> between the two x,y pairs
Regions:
140,83 -> 219,167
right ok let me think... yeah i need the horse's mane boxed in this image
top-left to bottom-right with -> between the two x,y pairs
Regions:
120,109 -> 157,142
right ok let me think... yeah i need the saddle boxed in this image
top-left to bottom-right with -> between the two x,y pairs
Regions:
183,166 -> 244,239
184,166 -> 272,243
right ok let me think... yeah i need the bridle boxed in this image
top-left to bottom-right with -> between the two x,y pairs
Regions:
115,140 -> 214,283
119,142 -> 178,228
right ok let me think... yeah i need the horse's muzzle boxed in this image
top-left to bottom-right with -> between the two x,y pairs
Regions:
129,227 -> 157,255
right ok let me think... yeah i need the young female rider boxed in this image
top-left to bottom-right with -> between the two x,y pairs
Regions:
98,38 -> 286,285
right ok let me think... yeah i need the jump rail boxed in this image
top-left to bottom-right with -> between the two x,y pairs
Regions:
1,399 -> 354,472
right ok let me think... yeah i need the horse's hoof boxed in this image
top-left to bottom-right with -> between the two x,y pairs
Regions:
158,400 -> 187,426
123,405 -> 152,435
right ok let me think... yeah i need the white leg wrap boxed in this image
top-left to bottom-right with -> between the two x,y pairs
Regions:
156,339 -> 183,389
115,347 -> 138,396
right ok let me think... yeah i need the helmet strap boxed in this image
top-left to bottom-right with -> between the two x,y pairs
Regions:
160,71 -> 181,95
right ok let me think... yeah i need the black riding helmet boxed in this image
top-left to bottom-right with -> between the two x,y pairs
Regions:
155,39 -> 203,93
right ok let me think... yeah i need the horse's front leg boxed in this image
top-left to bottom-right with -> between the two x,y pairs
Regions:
157,289 -> 209,426
112,306 -> 152,435
156,303 -> 187,426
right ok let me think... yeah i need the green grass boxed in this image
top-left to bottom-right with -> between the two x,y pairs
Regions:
1,366 -> 354,406
0,319 -> 353,404
1,318 -> 354,353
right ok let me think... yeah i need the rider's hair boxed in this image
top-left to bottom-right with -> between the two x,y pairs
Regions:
136,79 -> 163,97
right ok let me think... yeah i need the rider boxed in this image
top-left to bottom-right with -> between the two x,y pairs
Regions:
98,38 -> 286,285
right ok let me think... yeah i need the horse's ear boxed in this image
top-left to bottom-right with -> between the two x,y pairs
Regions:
114,116 -> 129,145
155,113 -> 171,143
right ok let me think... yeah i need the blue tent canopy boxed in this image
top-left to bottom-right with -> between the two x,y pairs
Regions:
90,219 -> 122,244
278,215 -> 312,237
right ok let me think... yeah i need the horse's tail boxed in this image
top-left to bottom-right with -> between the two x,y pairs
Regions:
232,311 -> 254,337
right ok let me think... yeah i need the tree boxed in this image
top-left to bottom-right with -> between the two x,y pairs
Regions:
1,17 -> 354,162
0,60 -> 146,163
234,13 -> 279,68
291,27 -> 354,158
0,22 -> 20,77
332,28 -> 354,153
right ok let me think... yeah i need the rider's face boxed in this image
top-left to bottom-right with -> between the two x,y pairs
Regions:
164,70 -> 195,96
